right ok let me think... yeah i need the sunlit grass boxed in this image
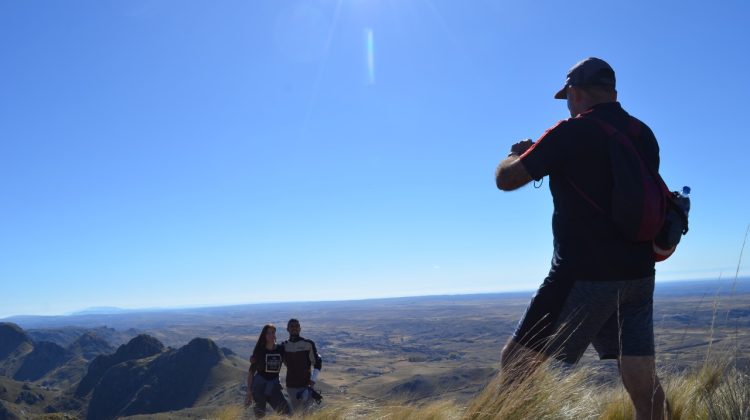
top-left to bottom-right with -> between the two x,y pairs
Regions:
211,350 -> 748,420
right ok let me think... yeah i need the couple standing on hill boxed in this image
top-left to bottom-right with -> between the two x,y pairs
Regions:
244,318 -> 322,418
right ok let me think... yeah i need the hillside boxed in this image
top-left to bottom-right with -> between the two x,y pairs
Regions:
0,322 -> 120,391
0,376 -> 67,420
26,326 -> 130,350
68,332 -> 116,361
1,283 -> 748,419
76,334 -> 165,398
0,323 -> 34,378
0,325 -> 249,420
13,341 -> 73,382
0,324 -> 32,360
85,337 -> 243,420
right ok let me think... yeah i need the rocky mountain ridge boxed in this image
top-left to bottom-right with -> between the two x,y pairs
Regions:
0,323 -> 242,420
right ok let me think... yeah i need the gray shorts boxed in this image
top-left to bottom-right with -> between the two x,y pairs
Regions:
512,276 -> 655,364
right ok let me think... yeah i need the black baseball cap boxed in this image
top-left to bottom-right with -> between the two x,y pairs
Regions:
554,57 -> 616,99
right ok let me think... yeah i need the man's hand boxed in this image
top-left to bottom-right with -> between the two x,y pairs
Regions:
244,391 -> 253,407
496,139 -> 534,191
509,138 -> 534,157
308,380 -> 315,387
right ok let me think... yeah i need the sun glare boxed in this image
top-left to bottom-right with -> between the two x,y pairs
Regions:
365,27 -> 375,84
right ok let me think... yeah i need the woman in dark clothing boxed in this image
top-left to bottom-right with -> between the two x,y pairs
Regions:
244,324 -> 291,417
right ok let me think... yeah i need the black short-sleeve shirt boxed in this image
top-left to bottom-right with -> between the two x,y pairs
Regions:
519,102 -> 659,281
251,344 -> 285,380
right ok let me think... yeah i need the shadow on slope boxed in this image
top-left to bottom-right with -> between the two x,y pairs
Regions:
76,334 -> 164,398
0,323 -> 32,361
86,337 -> 223,420
12,341 -> 73,382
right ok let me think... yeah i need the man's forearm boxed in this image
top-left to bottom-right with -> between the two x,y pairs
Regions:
496,155 -> 532,191
498,153 -> 518,171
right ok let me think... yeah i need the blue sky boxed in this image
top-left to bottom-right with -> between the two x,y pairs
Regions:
1,0 -> 749,317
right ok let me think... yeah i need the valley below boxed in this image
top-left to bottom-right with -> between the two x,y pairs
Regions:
1,278 -> 748,419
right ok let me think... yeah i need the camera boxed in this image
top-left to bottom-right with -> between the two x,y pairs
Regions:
296,387 -> 323,405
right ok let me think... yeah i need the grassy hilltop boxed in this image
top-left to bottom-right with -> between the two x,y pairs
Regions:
210,280 -> 750,419
213,353 -> 749,419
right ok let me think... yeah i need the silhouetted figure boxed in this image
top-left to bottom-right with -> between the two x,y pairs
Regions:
495,57 -> 669,420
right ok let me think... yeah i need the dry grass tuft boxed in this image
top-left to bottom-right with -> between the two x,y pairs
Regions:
212,404 -> 245,420
212,356 -> 748,420
461,363 -> 602,420
703,368 -> 750,420
214,400 -> 460,420
596,386 -> 633,420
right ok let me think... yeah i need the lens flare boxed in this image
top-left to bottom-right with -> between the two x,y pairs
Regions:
365,28 -> 375,84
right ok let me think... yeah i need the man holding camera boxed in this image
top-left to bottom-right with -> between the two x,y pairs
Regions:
495,57 -> 669,419
281,318 -> 322,413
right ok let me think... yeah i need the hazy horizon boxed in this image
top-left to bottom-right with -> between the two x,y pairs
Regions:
2,276 -> 748,319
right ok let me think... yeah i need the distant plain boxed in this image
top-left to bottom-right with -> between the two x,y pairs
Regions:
2,278 -> 749,418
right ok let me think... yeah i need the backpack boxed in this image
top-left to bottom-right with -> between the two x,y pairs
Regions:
653,189 -> 690,260
567,117 -> 688,255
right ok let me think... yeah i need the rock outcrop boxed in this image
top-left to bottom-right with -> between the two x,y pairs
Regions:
0,324 -> 31,361
86,338 -> 222,420
75,334 -> 164,398
68,332 -> 115,361
13,342 -> 72,382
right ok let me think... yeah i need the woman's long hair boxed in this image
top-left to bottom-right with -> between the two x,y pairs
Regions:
252,324 -> 276,356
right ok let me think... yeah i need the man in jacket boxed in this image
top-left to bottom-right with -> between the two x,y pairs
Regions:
282,318 -> 322,413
